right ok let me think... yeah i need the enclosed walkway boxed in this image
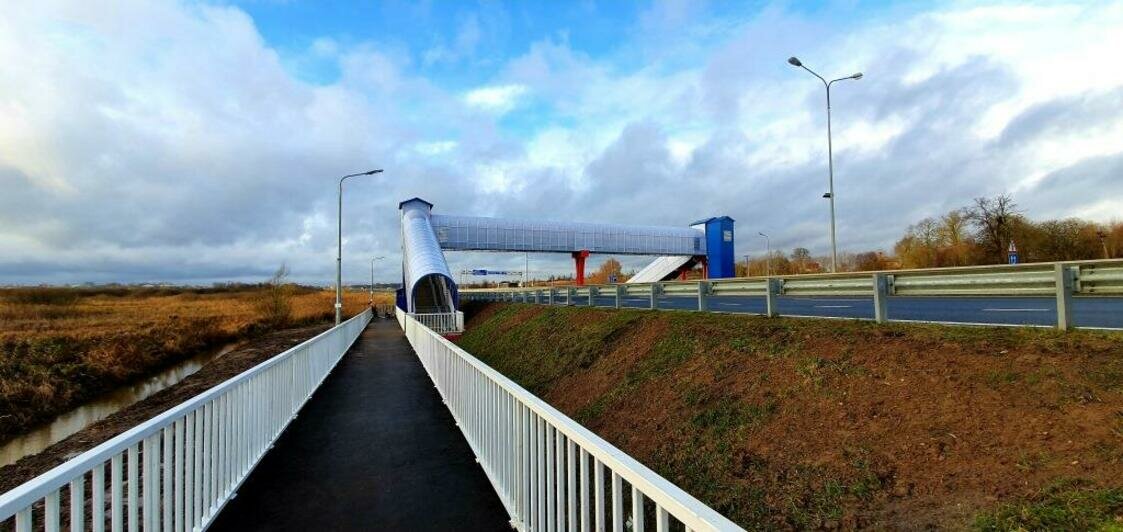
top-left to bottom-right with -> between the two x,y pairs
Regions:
210,318 -> 510,531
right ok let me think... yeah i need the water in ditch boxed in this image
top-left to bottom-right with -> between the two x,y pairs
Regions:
0,341 -> 242,468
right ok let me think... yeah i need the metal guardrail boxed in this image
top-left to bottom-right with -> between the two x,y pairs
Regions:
463,259 -> 1123,330
410,311 -> 465,334
0,309 -> 373,532
398,308 -> 744,531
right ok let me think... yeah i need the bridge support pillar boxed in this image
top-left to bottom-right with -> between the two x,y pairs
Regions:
1055,264 -> 1075,330
873,273 -> 889,324
572,250 -> 590,285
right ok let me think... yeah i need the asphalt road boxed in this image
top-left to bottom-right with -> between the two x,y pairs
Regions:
531,294 -> 1123,329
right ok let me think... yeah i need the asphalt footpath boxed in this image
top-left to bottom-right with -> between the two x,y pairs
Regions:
210,318 -> 510,531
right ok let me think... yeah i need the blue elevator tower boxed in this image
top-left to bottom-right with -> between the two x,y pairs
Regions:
693,216 -> 736,278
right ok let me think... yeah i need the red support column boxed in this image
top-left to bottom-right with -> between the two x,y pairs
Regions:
572,250 -> 590,286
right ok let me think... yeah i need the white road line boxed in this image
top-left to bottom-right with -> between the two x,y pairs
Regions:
716,302 -> 742,306
982,308 -> 1049,312
814,305 -> 853,308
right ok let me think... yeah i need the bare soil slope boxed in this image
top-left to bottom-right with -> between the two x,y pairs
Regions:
458,302 -> 1123,530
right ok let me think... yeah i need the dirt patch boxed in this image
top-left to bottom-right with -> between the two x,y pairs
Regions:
458,302 -> 1123,530
0,323 -> 331,493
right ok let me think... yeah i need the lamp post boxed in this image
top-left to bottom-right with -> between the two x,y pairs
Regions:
758,232 -> 771,277
787,56 -> 862,273
336,169 -> 383,325
370,256 -> 385,306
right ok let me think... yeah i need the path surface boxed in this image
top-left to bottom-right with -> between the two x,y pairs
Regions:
210,318 -> 510,531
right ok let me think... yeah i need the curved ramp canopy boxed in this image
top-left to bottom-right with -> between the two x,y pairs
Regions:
400,198 -> 457,313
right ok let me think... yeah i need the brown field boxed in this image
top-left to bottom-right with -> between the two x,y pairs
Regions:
0,286 -> 393,442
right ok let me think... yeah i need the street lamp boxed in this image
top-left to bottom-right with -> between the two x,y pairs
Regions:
787,56 -> 862,273
370,256 -> 385,306
336,169 -> 383,325
758,232 -> 771,277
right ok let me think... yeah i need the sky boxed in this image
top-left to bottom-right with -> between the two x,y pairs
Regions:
2,0 -> 1122,285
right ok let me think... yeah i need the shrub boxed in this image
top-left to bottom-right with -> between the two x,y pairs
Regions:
252,264 -> 295,328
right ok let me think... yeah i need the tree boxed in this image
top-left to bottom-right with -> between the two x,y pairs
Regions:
968,194 -> 1020,264
586,258 -> 624,284
791,248 -> 811,273
254,263 -> 294,327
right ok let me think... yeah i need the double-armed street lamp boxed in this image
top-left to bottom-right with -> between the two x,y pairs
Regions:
336,169 -> 383,325
787,56 -> 862,273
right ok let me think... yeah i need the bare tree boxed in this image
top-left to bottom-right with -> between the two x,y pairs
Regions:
968,194 -> 1020,263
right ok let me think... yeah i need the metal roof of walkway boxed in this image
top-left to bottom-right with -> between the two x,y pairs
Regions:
209,318 -> 510,531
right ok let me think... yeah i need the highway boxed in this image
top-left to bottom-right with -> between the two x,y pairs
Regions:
536,294 -> 1123,329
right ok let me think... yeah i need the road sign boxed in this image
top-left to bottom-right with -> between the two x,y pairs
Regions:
1008,241 -> 1018,265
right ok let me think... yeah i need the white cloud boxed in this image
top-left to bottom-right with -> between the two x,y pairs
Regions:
462,84 -> 528,113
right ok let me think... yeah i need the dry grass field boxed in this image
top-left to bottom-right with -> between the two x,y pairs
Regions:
0,286 -> 392,442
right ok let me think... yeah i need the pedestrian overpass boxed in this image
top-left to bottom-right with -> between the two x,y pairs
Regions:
397,197 -> 736,314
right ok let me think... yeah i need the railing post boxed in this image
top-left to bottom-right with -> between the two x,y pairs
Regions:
567,287 -> 576,306
548,289 -> 555,305
697,281 -> 710,311
765,278 -> 780,317
588,287 -> 596,306
615,285 -> 624,309
872,273 -> 889,324
1055,264 -> 1075,330
649,283 -> 660,310
534,290 -> 541,304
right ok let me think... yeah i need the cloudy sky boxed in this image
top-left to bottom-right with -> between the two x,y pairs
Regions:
2,1 -> 1122,285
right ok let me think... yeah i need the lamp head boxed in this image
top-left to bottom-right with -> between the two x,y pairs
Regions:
851,72 -> 863,80
365,169 -> 384,175
787,56 -> 802,67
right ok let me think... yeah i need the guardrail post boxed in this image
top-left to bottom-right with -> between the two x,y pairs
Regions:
765,278 -> 780,317
697,281 -> 710,311
548,289 -> 555,305
1055,264 -> 1075,330
615,285 -> 623,309
533,290 -> 541,304
567,287 -> 576,306
872,273 -> 889,324
588,287 -> 596,306
650,283 -> 660,310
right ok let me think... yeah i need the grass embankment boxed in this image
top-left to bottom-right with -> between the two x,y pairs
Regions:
458,302 -> 1123,530
0,286 -> 388,442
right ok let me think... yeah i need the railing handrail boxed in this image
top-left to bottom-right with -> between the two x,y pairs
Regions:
0,309 -> 372,519
400,309 -> 742,531
461,258 -> 1123,292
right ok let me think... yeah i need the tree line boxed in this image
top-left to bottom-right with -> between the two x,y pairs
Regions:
740,194 -> 1121,276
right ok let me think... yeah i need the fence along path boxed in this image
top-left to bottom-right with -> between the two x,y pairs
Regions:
400,309 -> 745,532
0,310 -> 372,532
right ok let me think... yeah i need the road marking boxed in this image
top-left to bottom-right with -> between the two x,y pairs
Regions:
982,308 -> 1049,312
716,302 -> 742,306
814,305 -> 853,308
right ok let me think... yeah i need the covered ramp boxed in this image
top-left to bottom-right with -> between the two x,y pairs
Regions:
400,198 -> 457,313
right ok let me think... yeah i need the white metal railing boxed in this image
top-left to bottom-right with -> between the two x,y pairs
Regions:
398,308 -> 743,531
0,309 -> 372,532
408,311 -> 464,334
462,258 -> 1123,330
